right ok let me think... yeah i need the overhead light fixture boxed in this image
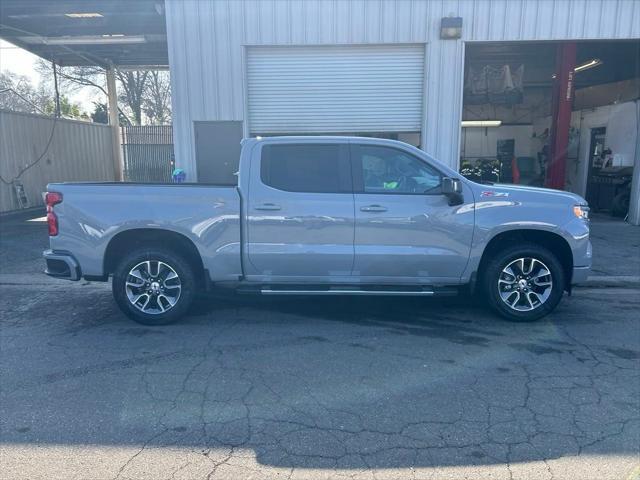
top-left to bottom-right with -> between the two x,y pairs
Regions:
39,35 -> 146,45
574,58 -> 602,73
440,16 -> 463,39
65,13 -> 104,18
461,120 -> 502,127
551,58 -> 603,78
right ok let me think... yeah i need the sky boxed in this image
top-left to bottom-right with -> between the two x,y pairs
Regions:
0,39 -> 102,113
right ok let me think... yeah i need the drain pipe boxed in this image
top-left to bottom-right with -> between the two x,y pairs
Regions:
626,99 -> 640,226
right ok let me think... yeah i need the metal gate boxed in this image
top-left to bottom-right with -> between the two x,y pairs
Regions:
121,125 -> 174,182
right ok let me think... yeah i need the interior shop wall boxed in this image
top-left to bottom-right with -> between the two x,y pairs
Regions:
460,125 -> 535,161
533,100 -> 638,196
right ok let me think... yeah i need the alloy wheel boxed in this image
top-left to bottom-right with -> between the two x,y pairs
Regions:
498,257 -> 553,312
125,260 -> 182,315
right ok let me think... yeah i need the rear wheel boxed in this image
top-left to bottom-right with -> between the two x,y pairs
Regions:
112,248 -> 196,325
483,243 -> 565,322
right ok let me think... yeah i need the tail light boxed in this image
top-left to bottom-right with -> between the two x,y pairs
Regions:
45,191 -> 63,236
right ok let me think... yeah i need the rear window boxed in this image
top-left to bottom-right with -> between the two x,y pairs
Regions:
260,143 -> 350,193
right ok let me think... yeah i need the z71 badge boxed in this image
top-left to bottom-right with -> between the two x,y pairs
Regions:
481,191 -> 510,198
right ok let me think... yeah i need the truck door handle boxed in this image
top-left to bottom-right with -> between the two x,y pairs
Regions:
360,205 -> 387,213
255,203 -> 282,211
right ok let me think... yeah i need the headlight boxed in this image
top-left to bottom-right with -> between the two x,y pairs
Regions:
573,204 -> 590,220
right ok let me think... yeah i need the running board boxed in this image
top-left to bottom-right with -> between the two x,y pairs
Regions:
260,288 -> 438,296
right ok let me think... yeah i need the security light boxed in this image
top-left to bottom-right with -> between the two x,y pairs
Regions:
440,17 -> 463,39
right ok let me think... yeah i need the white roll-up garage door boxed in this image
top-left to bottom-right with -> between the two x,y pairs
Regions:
247,45 -> 424,134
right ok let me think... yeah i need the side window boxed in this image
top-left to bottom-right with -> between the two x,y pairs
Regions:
261,144 -> 350,193
354,145 -> 442,194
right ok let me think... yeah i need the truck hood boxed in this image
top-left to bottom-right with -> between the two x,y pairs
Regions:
472,183 -> 587,205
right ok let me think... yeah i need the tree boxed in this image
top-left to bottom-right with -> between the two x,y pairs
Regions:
44,95 -> 84,119
143,71 -> 172,124
90,102 -> 108,124
0,71 -> 51,114
116,70 -> 149,125
91,101 -> 128,125
35,60 -> 132,125
35,59 -> 172,125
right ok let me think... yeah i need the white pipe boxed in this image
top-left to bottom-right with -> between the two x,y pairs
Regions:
106,67 -> 124,181
626,100 -> 640,226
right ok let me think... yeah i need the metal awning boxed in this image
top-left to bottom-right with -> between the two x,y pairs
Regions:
0,0 -> 168,67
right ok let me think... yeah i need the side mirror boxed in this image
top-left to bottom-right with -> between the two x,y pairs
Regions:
442,177 -> 464,206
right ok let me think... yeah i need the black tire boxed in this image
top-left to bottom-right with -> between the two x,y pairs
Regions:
112,248 -> 197,325
611,188 -> 630,218
482,243 -> 565,322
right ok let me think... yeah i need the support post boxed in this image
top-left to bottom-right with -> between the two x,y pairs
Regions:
106,66 -> 124,181
627,100 -> 640,225
546,42 -> 576,190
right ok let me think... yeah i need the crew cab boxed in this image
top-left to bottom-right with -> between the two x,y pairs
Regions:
43,137 -> 592,325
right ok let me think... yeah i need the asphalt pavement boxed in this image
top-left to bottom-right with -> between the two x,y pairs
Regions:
1,211 -> 639,480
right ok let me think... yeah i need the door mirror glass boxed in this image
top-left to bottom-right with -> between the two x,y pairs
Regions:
442,177 -> 464,205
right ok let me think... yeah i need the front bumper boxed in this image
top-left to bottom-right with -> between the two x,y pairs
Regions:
572,265 -> 591,284
571,240 -> 592,285
43,249 -> 81,281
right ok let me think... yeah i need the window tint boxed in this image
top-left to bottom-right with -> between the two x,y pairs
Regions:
261,144 -> 349,193
355,145 -> 442,194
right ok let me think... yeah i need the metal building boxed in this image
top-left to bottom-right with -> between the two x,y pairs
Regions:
164,0 -> 640,180
1,0 -> 638,222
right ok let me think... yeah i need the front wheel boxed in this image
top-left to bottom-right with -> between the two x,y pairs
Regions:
483,244 -> 565,322
112,248 -> 197,325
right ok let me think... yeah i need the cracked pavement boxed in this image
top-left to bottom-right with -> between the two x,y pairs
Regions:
1,214 -> 639,479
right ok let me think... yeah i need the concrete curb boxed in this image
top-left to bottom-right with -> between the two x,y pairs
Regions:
0,274 -> 107,288
580,275 -> 640,288
0,207 -> 45,221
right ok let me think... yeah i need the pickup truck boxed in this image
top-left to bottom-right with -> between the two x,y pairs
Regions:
43,136 -> 592,325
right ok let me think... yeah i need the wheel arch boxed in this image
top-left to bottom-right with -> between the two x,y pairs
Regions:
104,228 -> 206,283
477,229 -> 573,291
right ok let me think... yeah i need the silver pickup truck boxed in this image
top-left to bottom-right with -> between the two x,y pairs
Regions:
43,137 -> 592,325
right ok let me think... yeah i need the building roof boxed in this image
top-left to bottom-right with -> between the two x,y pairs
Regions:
0,0 -> 168,67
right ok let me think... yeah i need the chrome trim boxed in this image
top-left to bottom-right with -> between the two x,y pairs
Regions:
260,289 -> 434,296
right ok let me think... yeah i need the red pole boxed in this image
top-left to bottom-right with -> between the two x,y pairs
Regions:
546,42 -> 576,190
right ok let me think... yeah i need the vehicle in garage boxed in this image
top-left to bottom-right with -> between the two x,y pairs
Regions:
43,137 -> 592,325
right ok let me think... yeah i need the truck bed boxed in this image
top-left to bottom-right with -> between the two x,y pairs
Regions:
47,182 -> 242,281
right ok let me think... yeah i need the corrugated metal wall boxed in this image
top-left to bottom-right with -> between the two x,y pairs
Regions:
165,0 -> 640,179
0,110 -> 115,213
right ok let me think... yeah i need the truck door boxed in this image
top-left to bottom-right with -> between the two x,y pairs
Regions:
350,143 -> 474,282
245,141 -> 354,279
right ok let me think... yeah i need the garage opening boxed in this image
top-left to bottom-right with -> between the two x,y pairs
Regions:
247,45 -> 424,147
461,40 -> 639,219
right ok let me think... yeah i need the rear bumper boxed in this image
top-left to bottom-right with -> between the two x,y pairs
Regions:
43,249 -> 81,281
